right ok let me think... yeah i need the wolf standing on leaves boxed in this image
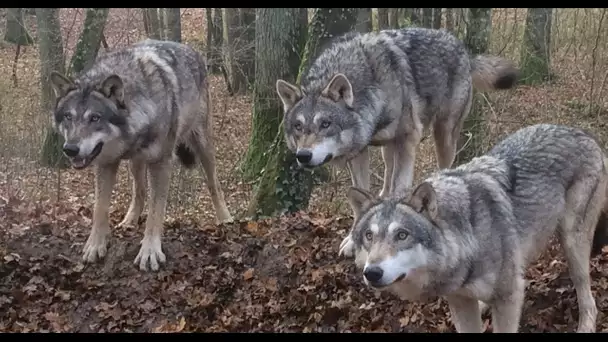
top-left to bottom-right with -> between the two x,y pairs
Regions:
346,124 -> 608,333
49,39 -> 233,272
274,27 -> 518,258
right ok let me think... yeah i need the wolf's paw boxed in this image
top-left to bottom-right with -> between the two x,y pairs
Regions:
82,232 -> 108,263
339,235 -> 355,258
134,237 -> 166,272
117,212 -> 140,228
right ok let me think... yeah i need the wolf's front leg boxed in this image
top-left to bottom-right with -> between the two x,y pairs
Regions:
340,148 -> 370,258
491,276 -> 525,333
118,158 -> 147,228
446,295 -> 483,333
83,162 -> 119,263
134,159 -> 171,271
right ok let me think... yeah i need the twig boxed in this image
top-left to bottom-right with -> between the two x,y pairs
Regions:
101,33 -> 109,51
11,43 -> 21,87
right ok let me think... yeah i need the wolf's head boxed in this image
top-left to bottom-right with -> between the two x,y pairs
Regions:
276,73 -> 359,168
50,72 -> 127,169
347,183 -> 442,299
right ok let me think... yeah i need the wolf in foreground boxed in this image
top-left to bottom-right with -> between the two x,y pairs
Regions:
50,39 -> 233,271
344,124 -> 608,333
275,27 -> 518,258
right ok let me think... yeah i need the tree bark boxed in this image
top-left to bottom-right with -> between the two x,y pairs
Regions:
35,8 -> 68,168
222,8 -> 247,95
239,8 -> 256,85
356,8 -> 373,33
157,8 -> 166,39
520,8 -> 552,85
69,8 -> 109,76
455,8 -> 493,166
4,8 -> 33,45
377,8 -> 389,30
422,8 -> 432,28
432,8 -> 442,29
163,8 -> 181,42
388,8 -> 400,29
244,8 -> 309,218
206,8 -> 223,74
143,8 -> 161,40
445,8 -> 454,32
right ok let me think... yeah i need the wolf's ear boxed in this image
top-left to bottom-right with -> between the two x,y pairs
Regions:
50,71 -> 75,98
347,187 -> 375,219
276,79 -> 302,112
100,75 -> 125,106
408,182 -> 438,220
322,73 -> 354,108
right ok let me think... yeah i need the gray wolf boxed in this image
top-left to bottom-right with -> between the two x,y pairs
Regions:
343,124 -> 608,333
49,39 -> 233,272
274,27 -> 518,258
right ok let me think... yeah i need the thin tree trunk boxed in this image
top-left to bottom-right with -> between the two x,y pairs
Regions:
35,8 -> 68,168
222,8 -> 246,95
520,8 -> 553,85
377,8 -> 389,30
389,8 -> 400,29
157,8 -> 166,40
4,8 -> 33,45
455,8 -> 493,166
422,8 -> 432,28
239,8 -> 256,86
356,8 -> 373,33
432,8 -> 442,29
69,8 -> 109,76
244,8 -> 309,217
144,8 -> 161,40
411,8 -> 421,26
445,8 -> 454,32
163,8 -> 181,42
207,8 -> 223,74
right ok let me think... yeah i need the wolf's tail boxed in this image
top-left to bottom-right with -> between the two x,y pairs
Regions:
469,55 -> 519,92
591,157 -> 608,257
175,143 -> 197,169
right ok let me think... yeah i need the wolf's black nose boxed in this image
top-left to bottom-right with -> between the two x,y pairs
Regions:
296,150 -> 312,164
363,266 -> 384,283
63,144 -> 80,157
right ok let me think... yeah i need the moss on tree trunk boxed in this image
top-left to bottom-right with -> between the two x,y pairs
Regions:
69,8 -> 109,76
455,8 -> 492,166
36,8 -> 69,168
520,8 -> 553,85
4,8 -> 33,45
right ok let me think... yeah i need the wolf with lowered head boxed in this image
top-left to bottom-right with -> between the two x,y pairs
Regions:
345,124 -> 608,333
275,27 -> 518,258
49,39 -> 233,272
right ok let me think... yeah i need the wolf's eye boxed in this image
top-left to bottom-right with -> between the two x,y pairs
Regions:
294,122 -> 302,131
90,113 -> 101,122
320,120 -> 331,129
63,113 -> 72,121
365,230 -> 373,241
397,231 -> 408,240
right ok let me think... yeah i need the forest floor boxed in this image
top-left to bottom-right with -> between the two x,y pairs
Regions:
2,8 -> 608,332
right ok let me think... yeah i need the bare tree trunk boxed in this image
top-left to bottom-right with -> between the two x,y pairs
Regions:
239,8 -> 256,86
244,8 -> 309,217
163,8 -> 181,42
455,8 -> 493,166
4,8 -> 33,45
377,8 -> 389,30
69,8 -> 109,75
432,8 -> 442,29
422,8 -> 432,28
445,8 -> 454,32
143,8 -> 161,40
206,8 -> 223,74
157,8 -> 166,39
389,8 -> 400,29
35,8 -> 68,168
222,8 -> 246,95
356,8 -> 373,33
520,8 -> 553,85
410,8 -> 421,26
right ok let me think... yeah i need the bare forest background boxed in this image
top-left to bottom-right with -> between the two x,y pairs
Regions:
1,8 -> 608,333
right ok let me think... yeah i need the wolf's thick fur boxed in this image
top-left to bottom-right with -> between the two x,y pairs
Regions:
346,124 -> 608,333
276,27 -> 517,196
275,28 -> 517,258
50,39 -> 233,271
